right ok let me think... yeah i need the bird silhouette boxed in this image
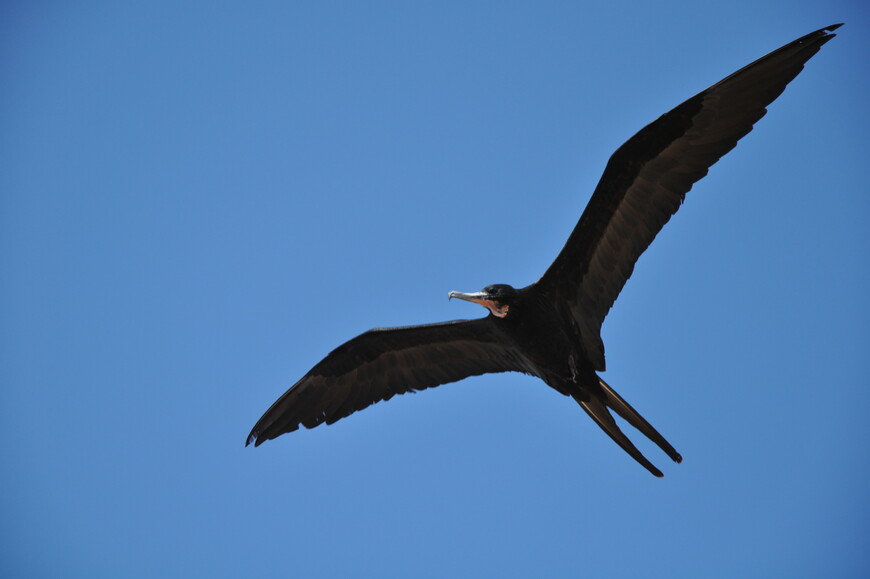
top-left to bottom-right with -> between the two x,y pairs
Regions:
247,24 -> 841,476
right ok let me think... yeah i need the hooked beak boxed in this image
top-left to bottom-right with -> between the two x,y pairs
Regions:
448,290 -> 490,303
448,291 -> 510,318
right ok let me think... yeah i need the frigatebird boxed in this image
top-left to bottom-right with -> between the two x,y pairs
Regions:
247,24 -> 840,476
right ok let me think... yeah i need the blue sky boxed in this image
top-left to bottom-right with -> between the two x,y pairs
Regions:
2,2 -> 867,577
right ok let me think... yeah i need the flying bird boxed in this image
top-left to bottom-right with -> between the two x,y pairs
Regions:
247,24 -> 841,476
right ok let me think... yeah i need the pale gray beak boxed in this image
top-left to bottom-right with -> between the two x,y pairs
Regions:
448,290 -> 489,302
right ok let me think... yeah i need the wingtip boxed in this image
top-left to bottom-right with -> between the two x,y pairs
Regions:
814,24 -> 843,43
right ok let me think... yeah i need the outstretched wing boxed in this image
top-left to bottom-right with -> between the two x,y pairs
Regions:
535,24 -> 841,370
247,317 -> 530,446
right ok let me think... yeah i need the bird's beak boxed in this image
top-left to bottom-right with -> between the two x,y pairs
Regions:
448,290 -> 509,318
448,290 -> 490,304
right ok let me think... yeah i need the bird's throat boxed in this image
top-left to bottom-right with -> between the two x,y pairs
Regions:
482,300 -> 510,318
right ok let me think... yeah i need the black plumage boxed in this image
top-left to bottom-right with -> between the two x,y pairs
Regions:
247,25 -> 840,476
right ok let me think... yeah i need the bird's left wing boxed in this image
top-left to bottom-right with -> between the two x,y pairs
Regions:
247,317 -> 530,446
535,24 -> 840,370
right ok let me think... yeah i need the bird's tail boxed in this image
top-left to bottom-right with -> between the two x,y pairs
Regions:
572,377 -> 682,477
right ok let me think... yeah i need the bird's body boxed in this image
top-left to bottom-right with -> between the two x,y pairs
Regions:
247,25 -> 841,476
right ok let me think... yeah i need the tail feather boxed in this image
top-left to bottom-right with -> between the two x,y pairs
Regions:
598,377 -> 683,464
571,376 -> 681,477
574,393 -> 665,478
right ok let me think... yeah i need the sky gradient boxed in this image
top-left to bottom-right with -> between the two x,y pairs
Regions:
2,2 -> 868,577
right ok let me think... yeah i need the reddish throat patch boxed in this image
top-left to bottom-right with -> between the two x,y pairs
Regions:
475,299 -> 510,318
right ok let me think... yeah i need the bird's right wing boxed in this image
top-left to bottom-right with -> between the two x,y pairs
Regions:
247,317 -> 531,446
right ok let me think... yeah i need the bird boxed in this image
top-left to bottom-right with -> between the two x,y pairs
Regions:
246,24 -> 841,477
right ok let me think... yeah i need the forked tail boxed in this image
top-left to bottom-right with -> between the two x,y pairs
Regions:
573,377 -> 682,477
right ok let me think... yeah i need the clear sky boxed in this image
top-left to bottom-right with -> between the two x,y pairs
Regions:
2,2 -> 867,577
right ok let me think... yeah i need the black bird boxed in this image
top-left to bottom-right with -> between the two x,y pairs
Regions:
247,25 -> 840,476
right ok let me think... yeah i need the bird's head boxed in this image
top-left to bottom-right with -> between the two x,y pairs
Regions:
448,284 -> 519,318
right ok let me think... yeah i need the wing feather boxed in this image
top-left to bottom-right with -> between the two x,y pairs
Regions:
247,317 -> 530,445
537,24 -> 840,370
